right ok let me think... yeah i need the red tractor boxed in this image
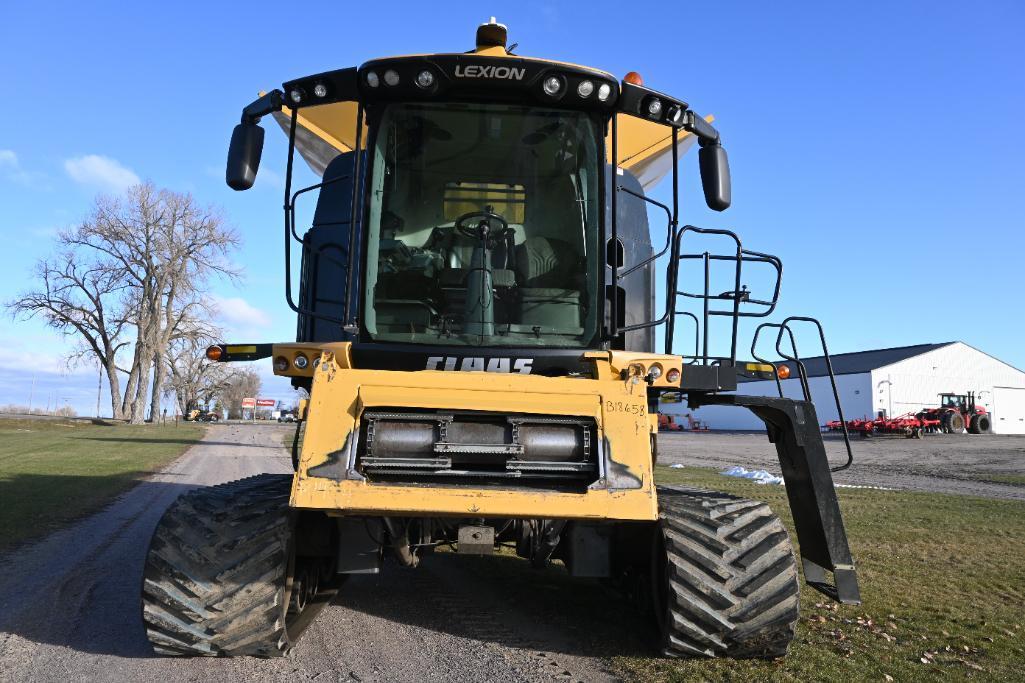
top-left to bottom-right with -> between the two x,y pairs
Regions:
658,413 -> 709,432
918,392 -> 991,434
658,413 -> 684,431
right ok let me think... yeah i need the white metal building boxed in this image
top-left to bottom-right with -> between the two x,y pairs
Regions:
664,342 -> 1025,434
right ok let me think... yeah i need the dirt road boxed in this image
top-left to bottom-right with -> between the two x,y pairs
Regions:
656,430 -> 1025,500
0,424 -> 623,683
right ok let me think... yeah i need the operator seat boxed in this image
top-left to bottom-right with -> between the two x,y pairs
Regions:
515,236 -> 583,329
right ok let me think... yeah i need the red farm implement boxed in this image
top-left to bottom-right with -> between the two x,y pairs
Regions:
825,412 -> 941,439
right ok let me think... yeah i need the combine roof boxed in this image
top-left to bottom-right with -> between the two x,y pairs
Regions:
745,342 -> 957,382
266,42 -> 706,191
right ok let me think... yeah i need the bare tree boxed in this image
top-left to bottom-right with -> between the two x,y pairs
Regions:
9,248 -> 132,418
164,331 -> 231,415
9,183 -> 240,423
215,368 -> 262,419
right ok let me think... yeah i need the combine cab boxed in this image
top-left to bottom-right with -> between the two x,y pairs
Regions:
140,19 -> 860,660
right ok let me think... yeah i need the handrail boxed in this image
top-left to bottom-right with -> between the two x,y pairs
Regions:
775,317 -> 854,473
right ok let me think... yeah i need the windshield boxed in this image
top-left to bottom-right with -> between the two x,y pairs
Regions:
362,102 -> 602,347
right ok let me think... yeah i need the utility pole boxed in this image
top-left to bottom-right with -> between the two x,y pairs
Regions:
29,373 -> 36,412
96,360 -> 102,418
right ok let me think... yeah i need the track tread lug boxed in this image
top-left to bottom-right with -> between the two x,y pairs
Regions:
653,485 -> 800,660
141,473 -> 313,658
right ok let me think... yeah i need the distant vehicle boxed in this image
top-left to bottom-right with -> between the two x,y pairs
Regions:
658,412 -> 708,431
277,412 -> 297,423
658,413 -> 684,431
918,392 -> 991,434
186,409 -> 220,422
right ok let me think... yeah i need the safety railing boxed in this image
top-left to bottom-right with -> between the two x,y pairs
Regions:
751,318 -> 854,472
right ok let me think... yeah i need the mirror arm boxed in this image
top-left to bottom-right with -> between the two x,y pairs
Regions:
682,110 -> 721,146
241,90 -> 284,125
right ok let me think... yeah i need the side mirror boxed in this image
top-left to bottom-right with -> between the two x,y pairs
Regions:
226,123 -> 265,191
698,143 -> 731,211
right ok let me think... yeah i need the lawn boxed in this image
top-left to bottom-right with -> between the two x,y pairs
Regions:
614,466 -> 1025,681
433,464 -> 1024,680
978,473 -> 1025,486
0,417 -> 205,550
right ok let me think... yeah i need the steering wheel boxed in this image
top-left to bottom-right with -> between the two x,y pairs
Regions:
455,209 -> 509,241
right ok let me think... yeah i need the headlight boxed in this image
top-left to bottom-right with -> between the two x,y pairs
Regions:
383,69 -> 400,86
648,363 -> 664,380
597,83 -> 612,101
576,80 -> 594,97
666,368 -> 681,383
416,69 -> 435,89
289,89 -> 304,104
542,76 -> 563,96
666,104 -> 683,125
647,98 -> 662,117
273,356 -> 290,372
313,83 -> 328,98
293,354 -> 309,370
365,71 -> 380,88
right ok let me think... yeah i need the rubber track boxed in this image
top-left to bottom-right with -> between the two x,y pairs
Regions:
655,485 -> 800,659
141,474 -> 294,657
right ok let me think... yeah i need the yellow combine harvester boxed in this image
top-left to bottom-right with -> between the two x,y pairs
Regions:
142,19 -> 860,659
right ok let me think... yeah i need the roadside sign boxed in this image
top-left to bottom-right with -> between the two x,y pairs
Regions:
241,397 -> 256,409
256,398 -> 276,407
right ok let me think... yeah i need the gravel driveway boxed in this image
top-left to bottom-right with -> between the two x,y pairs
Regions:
0,424 -> 623,683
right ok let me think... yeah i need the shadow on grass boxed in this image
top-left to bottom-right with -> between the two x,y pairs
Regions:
80,437 -> 280,449
2,473 -> 652,662
79,436 -> 209,446
0,474 -> 203,659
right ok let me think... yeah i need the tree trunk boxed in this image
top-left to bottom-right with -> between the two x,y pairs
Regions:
105,355 -> 125,420
131,358 -> 152,423
149,353 -> 165,423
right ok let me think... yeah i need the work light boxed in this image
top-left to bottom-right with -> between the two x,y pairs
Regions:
543,76 -> 562,96
416,70 -> 435,89
666,104 -> 683,125
365,71 -> 380,88
597,83 -> 612,101
384,69 -> 400,86
577,80 -> 594,97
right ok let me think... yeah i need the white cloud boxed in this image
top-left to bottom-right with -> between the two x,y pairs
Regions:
0,149 -> 47,187
214,297 -> 272,328
0,337 -> 93,377
64,154 -> 140,193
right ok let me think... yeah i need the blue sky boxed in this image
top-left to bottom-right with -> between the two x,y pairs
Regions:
1,1 -> 1023,416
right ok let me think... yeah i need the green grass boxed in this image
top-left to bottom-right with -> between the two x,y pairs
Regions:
0,417 -> 204,550
977,474 -> 1025,486
613,466 -> 1025,681
429,465 -> 1024,680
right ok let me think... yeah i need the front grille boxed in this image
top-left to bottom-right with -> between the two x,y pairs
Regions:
357,409 -> 598,489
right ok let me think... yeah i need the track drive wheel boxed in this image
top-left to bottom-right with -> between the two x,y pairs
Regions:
650,486 -> 800,658
142,474 -> 335,657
